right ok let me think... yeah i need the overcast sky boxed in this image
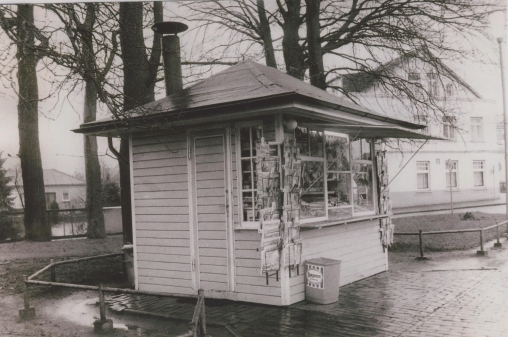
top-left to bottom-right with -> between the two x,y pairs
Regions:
0,3 -> 506,177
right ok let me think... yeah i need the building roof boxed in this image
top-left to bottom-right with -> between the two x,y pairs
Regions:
8,169 -> 85,187
342,52 -> 483,99
74,61 -> 427,136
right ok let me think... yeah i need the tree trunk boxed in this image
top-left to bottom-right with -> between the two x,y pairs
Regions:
118,2 -> 162,244
281,0 -> 306,80
305,0 -> 327,89
256,0 -> 276,68
81,3 -> 106,239
83,81 -> 106,238
16,4 -> 51,241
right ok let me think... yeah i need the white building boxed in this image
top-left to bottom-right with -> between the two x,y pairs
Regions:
340,54 -> 504,210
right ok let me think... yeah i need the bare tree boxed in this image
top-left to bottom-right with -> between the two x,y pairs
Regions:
0,5 -> 51,240
178,0 -> 500,122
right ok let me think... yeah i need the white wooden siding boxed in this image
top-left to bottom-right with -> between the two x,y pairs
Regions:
289,220 -> 386,304
234,230 -> 282,305
132,133 -> 193,295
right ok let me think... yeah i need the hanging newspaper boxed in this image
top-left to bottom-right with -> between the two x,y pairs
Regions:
261,245 -> 280,274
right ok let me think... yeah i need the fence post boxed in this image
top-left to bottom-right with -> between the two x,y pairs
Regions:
50,259 -> 56,282
71,210 -> 74,236
477,229 -> 488,256
19,275 -> 35,319
93,283 -> 113,333
198,289 -> 206,336
416,230 -> 428,260
494,223 -> 502,248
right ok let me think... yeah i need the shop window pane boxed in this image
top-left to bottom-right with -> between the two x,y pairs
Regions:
240,125 -> 262,222
326,135 -> 350,171
309,131 -> 323,157
295,127 -> 309,156
327,173 -> 351,207
353,163 -> 374,212
351,138 -> 371,160
300,161 -> 326,219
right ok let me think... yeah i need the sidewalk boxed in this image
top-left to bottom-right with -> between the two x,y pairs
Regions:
393,194 -> 506,215
104,241 -> 508,337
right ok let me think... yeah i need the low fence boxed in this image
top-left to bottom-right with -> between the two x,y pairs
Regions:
23,253 -> 207,336
394,220 -> 508,258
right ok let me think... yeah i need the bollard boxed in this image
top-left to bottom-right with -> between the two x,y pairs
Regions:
93,283 -> 113,334
477,229 -> 488,256
19,276 -> 35,319
494,223 -> 502,248
416,230 -> 429,260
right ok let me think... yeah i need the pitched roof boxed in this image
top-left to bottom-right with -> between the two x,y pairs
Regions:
342,52 -> 483,99
75,61 -> 424,134
7,169 -> 85,187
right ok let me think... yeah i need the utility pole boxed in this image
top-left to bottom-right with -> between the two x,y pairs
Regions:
497,37 -> 508,220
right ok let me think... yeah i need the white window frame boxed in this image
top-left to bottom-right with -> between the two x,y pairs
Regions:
470,117 -> 484,141
236,121 -> 263,228
473,160 -> 485,188
427,72 -> 439,97
62,192 -> 70,202
446,160 -> 458,189
442,116 -> 456,140
446,84 -> 453,97
416,161 -> 430,191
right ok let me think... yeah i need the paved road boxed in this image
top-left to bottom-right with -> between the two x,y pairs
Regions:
106,244 -> 508,337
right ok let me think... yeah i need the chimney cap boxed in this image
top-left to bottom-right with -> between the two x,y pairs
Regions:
152,22 -> 188,35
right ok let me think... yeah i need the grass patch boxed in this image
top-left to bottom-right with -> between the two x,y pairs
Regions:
391,212 -> 507,252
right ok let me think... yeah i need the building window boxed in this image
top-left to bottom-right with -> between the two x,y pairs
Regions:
442,116 -> 456,139
473,160 -> 485,187
45,193 -> 56,209
62,192 -> 70,202
239,125 -> 262,222
296,127 -> 326,221
427,73 -> 439,96
446,160 -> 458,188
408,72 -> 421,93
470,117 -> 483,141
416,161 -> 430,190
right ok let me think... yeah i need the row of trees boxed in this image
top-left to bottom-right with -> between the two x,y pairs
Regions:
0,1 -> 500,241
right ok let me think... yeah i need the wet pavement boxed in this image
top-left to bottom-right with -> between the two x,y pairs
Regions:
102,244 -> 508,337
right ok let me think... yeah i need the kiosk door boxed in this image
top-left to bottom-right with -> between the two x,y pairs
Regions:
191,129 -> 233,293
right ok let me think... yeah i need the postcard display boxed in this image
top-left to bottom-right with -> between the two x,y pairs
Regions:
257,138 -> 303,284
376,151 -> 395,250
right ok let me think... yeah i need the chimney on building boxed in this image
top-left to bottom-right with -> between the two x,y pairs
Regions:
152,22 -> 188,96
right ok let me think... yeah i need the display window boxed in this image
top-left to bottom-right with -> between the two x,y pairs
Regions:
239,124 -> 262,222
350,139 -> 375,214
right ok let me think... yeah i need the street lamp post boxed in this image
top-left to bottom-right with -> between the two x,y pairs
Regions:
498,37 -> 508,220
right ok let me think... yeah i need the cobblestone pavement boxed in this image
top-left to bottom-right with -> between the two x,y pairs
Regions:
107,252 -> 508,337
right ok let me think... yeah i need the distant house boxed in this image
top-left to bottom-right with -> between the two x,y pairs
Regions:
9,169 -> 86,210
339,53 -> 504,210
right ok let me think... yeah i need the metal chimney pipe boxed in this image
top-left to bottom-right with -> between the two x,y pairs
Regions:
162,35 -> 183,96
152,22 -> 188,96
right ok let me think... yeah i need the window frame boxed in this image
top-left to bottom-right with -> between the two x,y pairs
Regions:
442,116 -> 456,140
445,160 -> 459,189
416,161 -> 431,191
470,117 -> 484,141
236,121 -> 264,228
473,160 -> 485,188
62,192 -> 70,202
427,72 -> 439,97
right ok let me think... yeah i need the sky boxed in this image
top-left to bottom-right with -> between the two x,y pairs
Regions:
0,2 -> 506,177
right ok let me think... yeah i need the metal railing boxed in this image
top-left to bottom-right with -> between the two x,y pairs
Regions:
23,253 -> 207,337
394,220 -> 508,259
46,208 -> 87,238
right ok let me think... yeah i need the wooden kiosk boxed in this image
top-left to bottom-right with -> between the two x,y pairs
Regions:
75,61 -> 436,306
